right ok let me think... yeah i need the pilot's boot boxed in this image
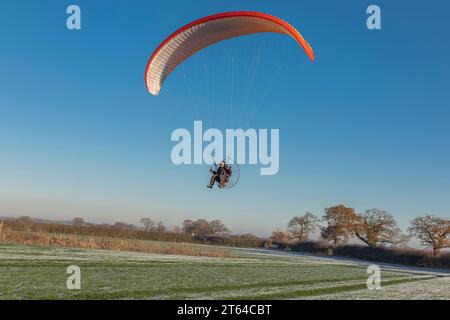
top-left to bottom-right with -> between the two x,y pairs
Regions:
207,175 -> 216,188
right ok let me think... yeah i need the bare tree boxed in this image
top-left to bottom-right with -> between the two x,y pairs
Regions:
288,212 -> 320,242
191,219 -> 212,237
17,216 -> 32,224
182,219 -> 194,235
140,218 -> 155,232
72,217 -> 86,228
15,216 -> 33,231
353,209 -> 410,247
112,222 -> 130,230
321,205 -> 357,245
209,219 -> 230,236
154,221 -> 167,233
409,215 -> 450,257
270,229 -> 290,242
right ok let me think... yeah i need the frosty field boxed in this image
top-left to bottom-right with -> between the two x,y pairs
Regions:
0,243 -> 448,300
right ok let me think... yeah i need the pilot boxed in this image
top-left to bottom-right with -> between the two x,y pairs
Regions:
207,161 -> 230,189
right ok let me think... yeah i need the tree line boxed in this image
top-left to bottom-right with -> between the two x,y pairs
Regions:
71,217 -> 231,238
4,216 -> 264,248
4,207 -> 449,257
270,205 -> 450,257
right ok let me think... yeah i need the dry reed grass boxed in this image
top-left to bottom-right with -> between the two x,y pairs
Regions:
0,223 -> 233,258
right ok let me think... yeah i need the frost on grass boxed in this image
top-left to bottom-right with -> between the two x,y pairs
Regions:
304,277 -> 450,300
0,244 -> 445,300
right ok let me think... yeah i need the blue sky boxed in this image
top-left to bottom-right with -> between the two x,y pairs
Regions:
1,0 -> 449,236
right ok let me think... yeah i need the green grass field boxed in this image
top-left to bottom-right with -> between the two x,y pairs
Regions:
0,243 -> 448,300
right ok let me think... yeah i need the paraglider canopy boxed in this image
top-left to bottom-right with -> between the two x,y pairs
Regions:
145,11 -> 315,96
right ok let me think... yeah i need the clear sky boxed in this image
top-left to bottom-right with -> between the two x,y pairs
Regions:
1,0 -> 449,236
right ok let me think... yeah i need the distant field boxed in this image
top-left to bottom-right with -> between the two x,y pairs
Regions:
0,243 -> 448,300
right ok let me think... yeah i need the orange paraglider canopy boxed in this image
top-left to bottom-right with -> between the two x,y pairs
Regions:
145,11 -> 315,96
